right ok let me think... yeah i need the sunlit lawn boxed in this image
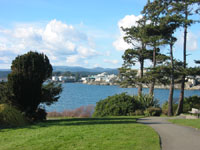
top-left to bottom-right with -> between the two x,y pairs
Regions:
169,118 -> 200,130
0,116 -> 160,150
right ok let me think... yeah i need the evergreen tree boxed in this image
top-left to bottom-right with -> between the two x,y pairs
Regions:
142,0 -> 171,96
7,51 -> 62,119
119,15 -> 150,95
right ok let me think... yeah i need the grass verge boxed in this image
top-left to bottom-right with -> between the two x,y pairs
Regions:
0,116 -> 160,150
169,119 -> 200,129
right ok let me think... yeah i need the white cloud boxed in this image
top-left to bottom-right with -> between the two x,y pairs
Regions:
0,19 -> 100,68
77,46 -> 99,58
113,15 -> 143,51
65,46 -> 100,66
186,32 -> 198,51
93,64 -> 101,68
66,55 -> 80,66
118,15 -> 142,29
0,56 -> 10,63
105,51 -> 111,56
104,59 -> 119,65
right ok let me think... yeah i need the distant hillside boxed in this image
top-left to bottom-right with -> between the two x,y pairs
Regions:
0,66 -> 119,77
53,66 -> 119,74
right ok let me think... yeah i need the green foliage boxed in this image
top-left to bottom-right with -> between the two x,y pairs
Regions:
0,104 -> 27,127
0,82 -> 13,104
162,101 -> 178,115
93,93 -> 142,117
134,94 -> 159,109
118,67 -> 137,87
41,82 -> 62,106
132,109 -> 144,116
144,61 -> 185,85
145,107 -> 162,116
183,95 -> 200,113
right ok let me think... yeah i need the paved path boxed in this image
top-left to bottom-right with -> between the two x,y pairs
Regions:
137,117 -> 200,150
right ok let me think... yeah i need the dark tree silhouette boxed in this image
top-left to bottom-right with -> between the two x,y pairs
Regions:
7,51 -> 62,119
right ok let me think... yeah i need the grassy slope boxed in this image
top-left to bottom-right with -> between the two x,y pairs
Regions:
169,119 -> 200,129
0,117 -> 160,150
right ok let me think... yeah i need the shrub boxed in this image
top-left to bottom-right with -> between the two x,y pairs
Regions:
145,107 -> 162,116
0,104 -> 27,127
162,101 -> 178,115
183,95 -> 200,113
47,105 -> 95,118
134,94 -> 159,110
93,93 -> 142,117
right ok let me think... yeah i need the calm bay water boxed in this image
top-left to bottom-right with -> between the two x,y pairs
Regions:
46,83 -> 200,112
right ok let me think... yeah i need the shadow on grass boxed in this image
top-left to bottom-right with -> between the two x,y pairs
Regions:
0,117 -> 139,131
137,118 -> 171,125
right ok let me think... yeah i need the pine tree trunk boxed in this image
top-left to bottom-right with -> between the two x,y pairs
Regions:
138,59 -> 144,96
149,82 -> 155,96
149,46 -> 156,96
176,78 -> 185,115
168,43 -> 174,116
176,5 -> 188,115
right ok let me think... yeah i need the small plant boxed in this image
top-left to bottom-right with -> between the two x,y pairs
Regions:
134,94 -> 160,109
134,109 -> 144,116
183,95 -> 200,113
162,101 -> 178,115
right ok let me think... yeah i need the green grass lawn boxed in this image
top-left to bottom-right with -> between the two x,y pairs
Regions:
0,116 -> 160,150
169,119 -> 200,129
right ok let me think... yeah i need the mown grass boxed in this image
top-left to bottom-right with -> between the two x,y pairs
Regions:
169,119 -> 200,129
0,116 -> 160,150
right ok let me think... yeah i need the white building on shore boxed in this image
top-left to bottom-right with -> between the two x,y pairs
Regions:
52,76 -> 76,82
81,72 -> 118,84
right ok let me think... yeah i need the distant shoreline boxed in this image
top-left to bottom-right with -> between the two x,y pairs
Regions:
78,82 -> 200,90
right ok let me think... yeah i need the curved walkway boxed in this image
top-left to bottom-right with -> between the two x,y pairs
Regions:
137,117 -> 200,150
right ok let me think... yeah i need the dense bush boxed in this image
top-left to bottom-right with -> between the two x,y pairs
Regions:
144,107 -> 162,116
0,104 -> 27,127
162,101 -> 178,115
93,93 -> 142,117
183,95 -> 200,113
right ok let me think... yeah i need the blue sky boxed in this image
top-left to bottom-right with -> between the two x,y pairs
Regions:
0,0 -> 199,69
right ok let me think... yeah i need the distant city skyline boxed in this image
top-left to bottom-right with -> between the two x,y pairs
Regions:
0,0 -> 199,69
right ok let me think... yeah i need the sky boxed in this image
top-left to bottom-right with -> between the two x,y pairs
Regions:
0,0 -> 199,69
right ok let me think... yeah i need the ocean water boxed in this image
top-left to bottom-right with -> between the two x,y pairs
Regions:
46,83 -> 200,112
